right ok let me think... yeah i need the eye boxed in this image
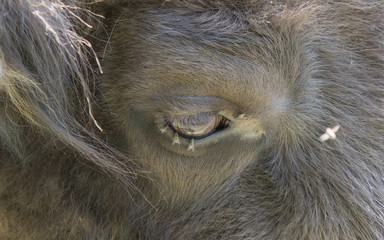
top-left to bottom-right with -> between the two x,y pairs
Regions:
168,112 -> 228,139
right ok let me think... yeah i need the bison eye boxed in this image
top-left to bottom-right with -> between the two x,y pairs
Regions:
168,112 -> 228,139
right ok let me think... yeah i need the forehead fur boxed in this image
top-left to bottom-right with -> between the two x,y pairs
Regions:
87,0 -> 301,16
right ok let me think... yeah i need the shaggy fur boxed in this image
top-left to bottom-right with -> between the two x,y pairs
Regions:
1,0 -> 384,239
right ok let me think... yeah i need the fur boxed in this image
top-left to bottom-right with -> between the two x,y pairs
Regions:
0,0 -> 384,239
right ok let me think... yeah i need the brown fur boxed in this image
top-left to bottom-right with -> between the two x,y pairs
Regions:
1,0 -> 384,239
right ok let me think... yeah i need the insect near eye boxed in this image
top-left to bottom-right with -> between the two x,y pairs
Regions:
169,112 -> 228,139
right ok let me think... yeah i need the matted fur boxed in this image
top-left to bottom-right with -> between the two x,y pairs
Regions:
0,0 -> 384,239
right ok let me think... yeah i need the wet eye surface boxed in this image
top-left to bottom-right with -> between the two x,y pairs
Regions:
168,112 -> 228,139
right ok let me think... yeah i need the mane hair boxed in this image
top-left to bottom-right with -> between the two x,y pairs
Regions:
0,0 -> 135,186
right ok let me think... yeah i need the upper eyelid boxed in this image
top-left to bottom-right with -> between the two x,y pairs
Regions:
152,95 -> 239,116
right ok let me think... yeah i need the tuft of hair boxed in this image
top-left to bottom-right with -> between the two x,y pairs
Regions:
0,0 -> 135,186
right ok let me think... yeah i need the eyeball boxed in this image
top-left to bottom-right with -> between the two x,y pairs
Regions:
168,112 -> 228,139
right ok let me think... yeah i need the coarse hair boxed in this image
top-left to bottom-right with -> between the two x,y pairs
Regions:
0,0 -> 136,185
